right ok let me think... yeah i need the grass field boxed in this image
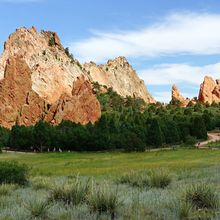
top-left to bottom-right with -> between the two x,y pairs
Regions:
1,148 -> 220,219
1,148 -> 220,177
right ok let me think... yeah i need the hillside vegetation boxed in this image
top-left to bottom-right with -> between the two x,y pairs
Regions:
0,85 -> 220,152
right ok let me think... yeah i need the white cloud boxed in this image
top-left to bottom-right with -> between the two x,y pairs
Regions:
70,12 -> 220,63
140,62 -> 220,102
139,62 -> 220,86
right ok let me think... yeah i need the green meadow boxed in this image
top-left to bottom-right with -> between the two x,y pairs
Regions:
1,148 -> 220,177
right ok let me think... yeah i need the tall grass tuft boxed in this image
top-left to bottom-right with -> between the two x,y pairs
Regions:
49,176 -> 90,206
148,169 -> 172,188
179,201 -> 194,220
184,183 -> 219,210
23,197 -> 51,219
87,181 -> 122,219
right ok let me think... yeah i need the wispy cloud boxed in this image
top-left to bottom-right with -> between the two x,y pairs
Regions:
70,12 -> 220,63
139,62 -> 220,86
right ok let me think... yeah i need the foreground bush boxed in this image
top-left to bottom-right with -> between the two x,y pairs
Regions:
49,176 -> 90,205
0,161 -> 28,185
184,183 -> 219,210
148,169 -> 172,188
87,181 -> 122,218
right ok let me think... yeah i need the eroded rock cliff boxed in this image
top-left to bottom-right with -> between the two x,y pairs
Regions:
171,84 -> 190,107
0,56 -> 100,128
84,56 -> 155,103
0,27 -> 155,128
198,76 -> 220,104
0,27 -> 154,104
0,56 -> 46,128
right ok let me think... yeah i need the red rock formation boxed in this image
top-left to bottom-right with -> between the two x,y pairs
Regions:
45,76 -> 101,125
198,76 -> 220,104
171,85 -> 191,107
0,56 -> 46,128
0,56 -> 101,128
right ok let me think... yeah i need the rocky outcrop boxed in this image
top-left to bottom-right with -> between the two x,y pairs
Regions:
45,76 -> 101,125
171,85 -> 191,107
0,27 -> 154,104
198,76 -> 220,104
0,56 -> 101,128
0,27 -> 155,128
0,26 -> 90,104
0,56 -> 46,128
84,56 -> 155,103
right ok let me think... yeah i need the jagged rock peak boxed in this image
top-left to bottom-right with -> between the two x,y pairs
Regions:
1,27 -> 154,104
0,26 -> 90,104
198,75 -> 220,104
106,56 -> 129,66
84,56 -> 155,103
171,84 -> 192,107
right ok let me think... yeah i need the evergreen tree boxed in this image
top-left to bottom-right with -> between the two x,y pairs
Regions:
191,116 -> 207,140
33,121 -> 52,152
147,118 -> 163,147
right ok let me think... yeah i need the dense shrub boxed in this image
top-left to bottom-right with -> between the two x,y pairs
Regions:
185,135 -> 197,145
0,161 -> 28,185
184,183 -> 219,210
0,126 -> 10,149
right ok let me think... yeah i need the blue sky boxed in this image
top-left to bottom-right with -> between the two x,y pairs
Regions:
1,0 -> 220,102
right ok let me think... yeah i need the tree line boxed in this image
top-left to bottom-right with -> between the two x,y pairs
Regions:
0,86 -> 219,152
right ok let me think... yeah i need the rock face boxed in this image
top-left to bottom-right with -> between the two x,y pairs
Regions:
198,76 -> 220,104
84,57 -> 155,103
0,27 -> 90,104
171,85 -> 190,107
0,56 -> 46,128
45,76 -> 101,125
0,56 -> 100,128
0,27 -> 154,128
0,27 -> 154,104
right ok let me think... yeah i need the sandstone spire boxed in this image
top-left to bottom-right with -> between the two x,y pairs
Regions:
198,76 -> 220,104
171,84 -> 190,107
